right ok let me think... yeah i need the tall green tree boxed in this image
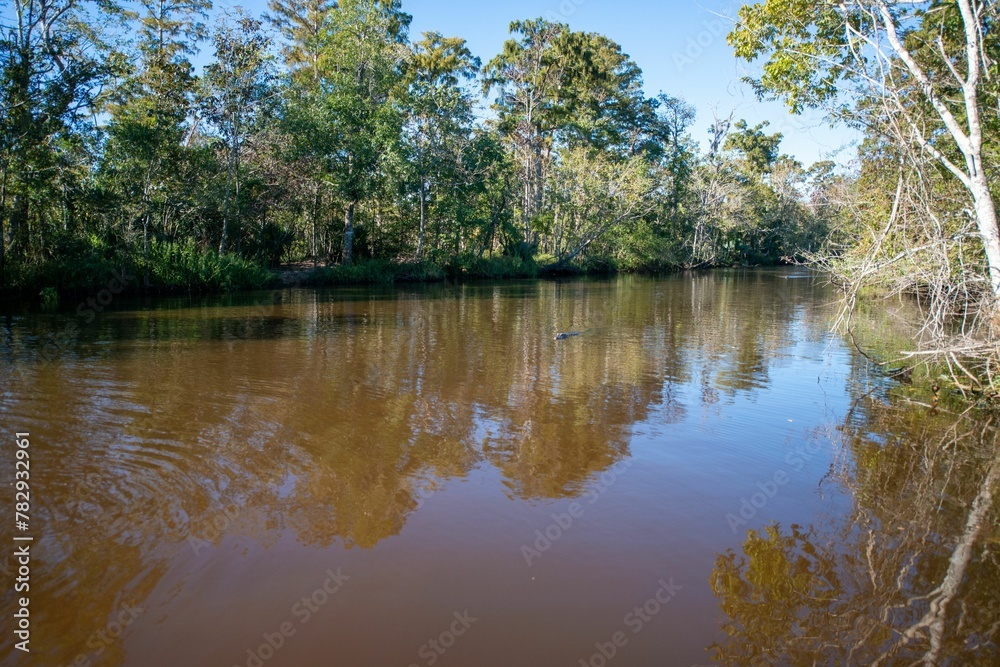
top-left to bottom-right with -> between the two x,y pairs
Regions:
649,94 -> 696,220
485,20 -> 656,249
265,0 -> 334,84
266,0 -> 334,263
404,32 -> 479,259
282,0 -> 409,265
199,10 -> 274,254
548,29 -> 648,154
484,18 -> 565,240
0,0 -> 109,285
102,0 -> 211,285
724,120 -> 781,178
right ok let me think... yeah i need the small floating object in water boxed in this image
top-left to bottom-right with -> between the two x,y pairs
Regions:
554,331 -> 581,341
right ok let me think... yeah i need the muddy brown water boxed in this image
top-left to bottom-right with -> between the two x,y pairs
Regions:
1,269 -> 998,666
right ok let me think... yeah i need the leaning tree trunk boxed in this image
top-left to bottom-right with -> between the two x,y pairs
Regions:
343,201 -> 356,266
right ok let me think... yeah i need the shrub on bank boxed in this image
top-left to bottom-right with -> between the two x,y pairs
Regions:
300,255 -> 539,285
445,254 -> 538,279
301,259 -> 446,286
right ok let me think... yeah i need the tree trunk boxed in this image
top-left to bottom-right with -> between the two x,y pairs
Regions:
524,152 -> 532,238
555,210 -> 634,268
231,137 -> 242,255
553,206 -> 561,258
533,148 -> 544,244
0,165 -> 6,289
219,162 -> 234,255
343,201 -> 356,266
523,99 -> 534,238
535,145 -> 545,214
415,179 -> 425,260
143,212 -> 151,289
219,128 -> 241,256
970,174 -> 1000,297
9,194 -> 27,258
311,184 -> 319,268
325,215 -> 333,263
876,0 -> 1000,297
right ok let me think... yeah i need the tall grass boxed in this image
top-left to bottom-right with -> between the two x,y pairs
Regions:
4,237 -> 273,298
147,240 -> 273,292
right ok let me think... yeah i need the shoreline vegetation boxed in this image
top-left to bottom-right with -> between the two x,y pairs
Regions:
0,0 -> 839,303
2,251 -> 794,301
2,0 -> 999,392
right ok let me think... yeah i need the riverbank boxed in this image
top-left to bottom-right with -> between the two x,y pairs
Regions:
0,249 -> 741,304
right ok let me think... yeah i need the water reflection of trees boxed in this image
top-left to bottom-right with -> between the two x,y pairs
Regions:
0,271 -> 834,665
709,398 -> 1000,666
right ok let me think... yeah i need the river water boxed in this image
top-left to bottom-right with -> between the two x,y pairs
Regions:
0,269 -> 998,666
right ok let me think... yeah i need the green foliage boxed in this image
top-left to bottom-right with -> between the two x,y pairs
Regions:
5,235 -> 272,294
303,258 -> 444,285
198,10 -> 276,255
728,0 -> 848,114
300,255 -> 538,285
39,287 -> 59,306
8,234 -> 121,293
724,120 -> 782,177
146,240 -> 274,291
1,2 -> 840,298
0,0 -> 112,290
728,0 -> 1000,387
279,0 -> 410,264
266,0 -> 337,73
597,219 -> 681,272
546,147 -> 655,267
402,32 -> 481,261
445,254 -> 538,280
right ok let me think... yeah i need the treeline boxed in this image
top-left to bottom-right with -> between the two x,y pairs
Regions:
0,0 -> 842,295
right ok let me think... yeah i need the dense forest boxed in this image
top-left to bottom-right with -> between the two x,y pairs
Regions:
0,0 -> 846,295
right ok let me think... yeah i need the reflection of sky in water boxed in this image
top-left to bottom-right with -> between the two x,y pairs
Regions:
0,270 -> 996,666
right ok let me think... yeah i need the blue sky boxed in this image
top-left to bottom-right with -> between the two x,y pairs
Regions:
218,0 -> 859,166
